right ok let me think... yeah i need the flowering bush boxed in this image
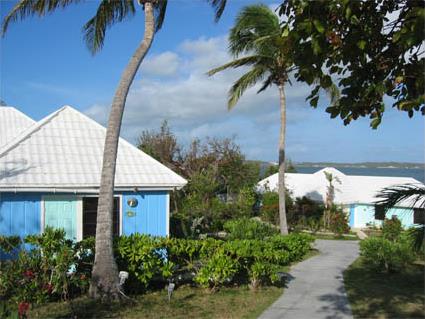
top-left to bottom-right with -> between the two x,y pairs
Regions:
0,228 -> 93,317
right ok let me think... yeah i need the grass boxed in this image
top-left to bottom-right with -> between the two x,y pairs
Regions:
344,257 -> 425,319
312,233 -> 358,241
28,285 -> 282,319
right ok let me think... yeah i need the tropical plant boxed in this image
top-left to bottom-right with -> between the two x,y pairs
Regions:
360,236 -> 415,273
208,4 -> 338,235
376,183 -> 425,251
279,0 -> 425,128
382,216 -> 403,242
2,0 -> 227,300
323,172 -> 341,229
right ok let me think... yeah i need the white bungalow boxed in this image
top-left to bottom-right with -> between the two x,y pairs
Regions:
258,167 -> 424,228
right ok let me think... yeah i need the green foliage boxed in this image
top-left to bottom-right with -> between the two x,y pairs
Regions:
268,233 -> 315,262
1,229 -> 313,307
280,0 -> 425,127
138,122 -> 262,235
382,216 -> 403,241
0,235 -> 21,253
259,191 -> 293,226
138,120 -> 181,168
194,250 -> 239,290
360,237 -> 415,273
328,209 -> 350,236
223,218 -> 278,240
115,235 -> 173,288
0,227 -> 92,318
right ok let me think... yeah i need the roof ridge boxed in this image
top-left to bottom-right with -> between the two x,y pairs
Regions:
0,106 -> 35,123
64,106 -> 187,182
0,106 -> 67,158
0,105 -> 186,184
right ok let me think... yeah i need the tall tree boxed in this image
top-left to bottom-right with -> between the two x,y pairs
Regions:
208,5 -> 292,234
279,0 -> 424,128
2,0 -> 227,300
208,4 -> 337,234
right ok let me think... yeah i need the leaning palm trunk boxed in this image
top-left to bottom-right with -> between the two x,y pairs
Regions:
278,84 -> 289,235
89,2 -> 155,300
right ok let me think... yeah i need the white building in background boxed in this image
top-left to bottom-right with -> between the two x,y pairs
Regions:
258,167 -> 424,228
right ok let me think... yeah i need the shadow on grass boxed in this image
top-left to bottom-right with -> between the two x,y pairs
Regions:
317,285 -> 352,319
343,258 -> 425,318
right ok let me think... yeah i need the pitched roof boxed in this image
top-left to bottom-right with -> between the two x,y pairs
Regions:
258,167 -> 424,207
0,106 -> 35,147
0,106 -> 187,192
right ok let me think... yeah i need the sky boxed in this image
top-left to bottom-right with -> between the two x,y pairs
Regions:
0,0 -> 424,164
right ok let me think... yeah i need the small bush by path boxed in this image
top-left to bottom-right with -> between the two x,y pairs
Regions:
344,257 -> 425,318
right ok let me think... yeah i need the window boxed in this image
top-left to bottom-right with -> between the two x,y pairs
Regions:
82,197 -> 120,238
413,208 -> 425,225
374,205 -> 385,220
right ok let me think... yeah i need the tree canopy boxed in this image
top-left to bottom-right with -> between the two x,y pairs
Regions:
280,0 -> 424,128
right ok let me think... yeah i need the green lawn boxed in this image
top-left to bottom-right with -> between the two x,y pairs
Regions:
28,285 -> 282,319
312,233 -> 358,241
344,257 -> 425,319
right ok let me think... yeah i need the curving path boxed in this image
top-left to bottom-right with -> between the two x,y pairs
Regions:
259,239 -> 359,319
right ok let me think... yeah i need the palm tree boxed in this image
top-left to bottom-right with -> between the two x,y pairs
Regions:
376,183 -> 425,251
323,172 -> 341,229
208,4 -> 294,235
3,0 -> 227,300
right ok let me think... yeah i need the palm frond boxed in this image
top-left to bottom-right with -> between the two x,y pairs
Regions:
206,0 -> 227,22
2,0 -> 81,35
207,55 -> 263,76
257,75 -> 273,93
229,4 -> 280,56
376,183 -> 425,211
154,0 -> 167,31
83,0 -> 135,54
228,66 -> 267,109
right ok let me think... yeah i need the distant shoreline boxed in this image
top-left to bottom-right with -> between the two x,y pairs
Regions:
294,162 -> 424,170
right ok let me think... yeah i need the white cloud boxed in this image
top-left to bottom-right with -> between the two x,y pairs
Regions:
141,51 -> 180,77
84,35 -> 314,160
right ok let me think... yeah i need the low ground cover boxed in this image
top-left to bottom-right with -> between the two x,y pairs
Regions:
344,257 -> 425,318
28,285 -> 282,319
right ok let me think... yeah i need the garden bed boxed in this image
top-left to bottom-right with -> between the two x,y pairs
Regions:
344,257 -> 425,318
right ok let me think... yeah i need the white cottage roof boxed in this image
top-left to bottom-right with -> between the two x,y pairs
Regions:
258,167 -> 424,207
0,106 -> 187,192
0,106 -> 35,147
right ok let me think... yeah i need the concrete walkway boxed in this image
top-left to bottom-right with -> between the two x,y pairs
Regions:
259,240 -> 359,319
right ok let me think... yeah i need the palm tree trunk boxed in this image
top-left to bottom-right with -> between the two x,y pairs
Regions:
278,84 -> 289,235
89,2 -> 155,300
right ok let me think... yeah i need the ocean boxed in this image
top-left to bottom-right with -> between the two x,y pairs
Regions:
295,166 -> 425,183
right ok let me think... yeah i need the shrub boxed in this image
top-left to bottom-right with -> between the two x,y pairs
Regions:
115,235 -> 173,289
360,237 -> 415,273
194,249 -> 239,291
328,209 -> 350,236
382,216 -> 403,241
0,227 -> 92,318
269,233 -> 314,262
223,218 -> 278,240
